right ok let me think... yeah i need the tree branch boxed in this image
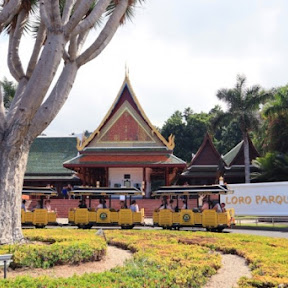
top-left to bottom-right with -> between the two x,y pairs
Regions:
64,0 -> 95,37
68,35 -> 78,60
62,0 -> 76,25
26,21 -> 47,78
6,79 -> 28,126
0,0 -> 22,32
0,86 -> 5,133
45,0 -> 62,31
39,0 -> 51,29
77,0 -> 129,67
70,0 -> 111,39
7,28 -> 21,81
28,61 -> 78,139
8,32 -> 66,129
7,9 -> 27,81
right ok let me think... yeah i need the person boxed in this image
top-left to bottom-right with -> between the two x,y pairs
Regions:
220,203 -> 226,212
67,184 -> 73,199
201,200 -> 209,212
212,201 -> 222,213
78,199 -> 87,208
45,200 -> 52,212
182,200 -> 188,210
119,201 -> 127,209
167,199 -> 174,211
130,200 -> 139,212
159,199 -> 168,210
21,199 -> 26,211
96,199 -> 103,210
61,186 -> 68,199
32,200 -> 42,211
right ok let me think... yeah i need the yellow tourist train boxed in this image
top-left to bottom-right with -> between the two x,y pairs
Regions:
68,186 -> 145,229
151,184 -> 235,232
21,186 -> 58,228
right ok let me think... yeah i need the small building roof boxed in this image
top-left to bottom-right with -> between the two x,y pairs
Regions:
25,137 -> 79,176
188,133 -> 223,167
223,137 -> 260,166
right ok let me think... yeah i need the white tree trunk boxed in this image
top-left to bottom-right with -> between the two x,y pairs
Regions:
0,0 -> 138,245
0,135 -> 29,244
243,132 -> 250,183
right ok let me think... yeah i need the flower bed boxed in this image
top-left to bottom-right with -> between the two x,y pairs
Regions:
0,229 -> 288,287
0,229 -> 106,268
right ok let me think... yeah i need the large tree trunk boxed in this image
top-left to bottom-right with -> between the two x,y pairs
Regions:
0,138 -> 30,244
243,132 -> 250,183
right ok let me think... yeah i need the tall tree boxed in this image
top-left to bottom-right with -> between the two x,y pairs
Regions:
212,75 -> 271,183
0,0 -> 144,244
262,85 -> 288,153
161,109 -> 210,162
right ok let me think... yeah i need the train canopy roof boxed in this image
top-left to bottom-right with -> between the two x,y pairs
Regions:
70,186 -> 144,196
22,186 -> 58,196
151,184 -> 233,197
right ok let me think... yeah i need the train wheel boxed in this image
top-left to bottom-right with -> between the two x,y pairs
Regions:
217,227 -> 224,232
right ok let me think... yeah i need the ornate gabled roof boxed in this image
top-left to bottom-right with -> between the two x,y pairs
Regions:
188,133 -> 222,167
25,137 -> 78,176
223,137 -> 260,166
77,75 -> 175,151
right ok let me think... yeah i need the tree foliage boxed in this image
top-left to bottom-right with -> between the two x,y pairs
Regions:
252,152 -> 288,182
161,109 -> 210,162
0,77 -> 16,109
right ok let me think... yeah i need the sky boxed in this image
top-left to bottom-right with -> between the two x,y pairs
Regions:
1,0 -> 288,136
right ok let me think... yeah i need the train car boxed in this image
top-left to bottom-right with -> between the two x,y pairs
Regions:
68,186 -> 145,229
21,186 -> 58,228
151,184 -> 235,232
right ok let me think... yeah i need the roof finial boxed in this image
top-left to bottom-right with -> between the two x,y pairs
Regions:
125,62 -> 129,78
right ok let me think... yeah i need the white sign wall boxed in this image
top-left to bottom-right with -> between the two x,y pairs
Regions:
221,182 -> 288,216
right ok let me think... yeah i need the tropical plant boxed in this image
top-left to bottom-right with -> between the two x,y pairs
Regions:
212,75 -> 271,183
262,85 -> 288,153
0,77 -> 16,109
0,0 -> 145,244
251,152 -> 288,182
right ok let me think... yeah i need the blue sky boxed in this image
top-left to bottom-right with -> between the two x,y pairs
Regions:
1,0 -> 288,136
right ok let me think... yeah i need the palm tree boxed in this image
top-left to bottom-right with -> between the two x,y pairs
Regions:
213,75 -> 271,183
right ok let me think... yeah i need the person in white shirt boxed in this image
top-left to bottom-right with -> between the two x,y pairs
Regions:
130,200 -> 139,212
212,202 -> 222,213
96,199 -> 103,210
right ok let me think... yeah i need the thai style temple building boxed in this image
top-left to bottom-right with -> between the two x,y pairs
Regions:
62,75 -> 187,197
180,133 -> 260,185
24,75 -> 261,197
180,133 -> 224,185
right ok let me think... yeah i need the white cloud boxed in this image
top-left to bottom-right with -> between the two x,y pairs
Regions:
1,1 -> 288,136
